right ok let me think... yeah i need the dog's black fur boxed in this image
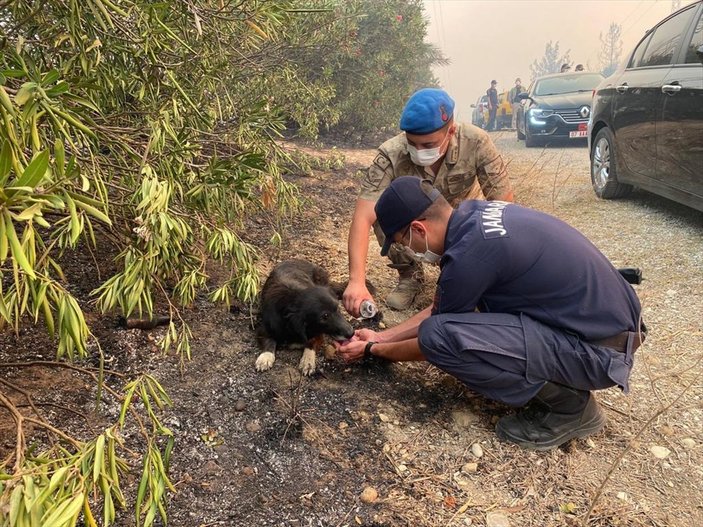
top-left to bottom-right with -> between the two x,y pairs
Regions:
255,259 -> 355,374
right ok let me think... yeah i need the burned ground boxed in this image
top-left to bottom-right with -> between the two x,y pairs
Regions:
1,134 -> 701,526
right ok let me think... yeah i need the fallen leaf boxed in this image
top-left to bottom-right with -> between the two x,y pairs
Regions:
444,495 -> 457,509
560,502 -> 577,514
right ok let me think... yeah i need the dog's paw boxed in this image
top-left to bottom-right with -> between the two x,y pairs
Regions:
255,351 -> 276,372
299,348 -> 317,376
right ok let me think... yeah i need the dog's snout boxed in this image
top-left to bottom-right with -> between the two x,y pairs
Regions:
341,321 -> 354,339
330,313 -> 354,340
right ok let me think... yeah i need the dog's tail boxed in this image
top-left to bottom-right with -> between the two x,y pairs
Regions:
329,279 -> 377,300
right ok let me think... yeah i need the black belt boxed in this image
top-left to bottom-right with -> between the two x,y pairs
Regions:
591,330 -> 646,353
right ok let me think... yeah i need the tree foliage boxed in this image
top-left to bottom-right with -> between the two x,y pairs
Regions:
529,40 -> 571,80
325,0 -> 447,134
0,0 -> 442,525
599,23 -> 623,77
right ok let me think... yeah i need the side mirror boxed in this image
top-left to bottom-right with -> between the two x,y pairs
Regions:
697,45 -> 703,65
470,104 -> 476,108
517,92 -> 530,101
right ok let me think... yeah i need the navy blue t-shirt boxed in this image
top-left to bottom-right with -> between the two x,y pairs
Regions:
434,201 -> 642,340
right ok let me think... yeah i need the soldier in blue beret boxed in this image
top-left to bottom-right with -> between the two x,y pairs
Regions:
343,88 -> 514,317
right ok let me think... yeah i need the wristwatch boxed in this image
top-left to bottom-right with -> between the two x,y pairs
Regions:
364,341 -> 376,361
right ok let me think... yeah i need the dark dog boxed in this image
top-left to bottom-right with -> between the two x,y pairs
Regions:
255,259 -> 355,375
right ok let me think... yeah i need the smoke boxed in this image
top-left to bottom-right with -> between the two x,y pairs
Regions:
423,0 -> 674,120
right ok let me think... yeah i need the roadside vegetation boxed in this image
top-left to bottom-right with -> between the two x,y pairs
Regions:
0,1 -> 444,525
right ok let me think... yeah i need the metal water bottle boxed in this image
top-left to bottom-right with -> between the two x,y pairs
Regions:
359,300 -> 378,319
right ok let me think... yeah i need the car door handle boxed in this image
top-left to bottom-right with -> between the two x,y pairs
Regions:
615,84 -> 629,93
661,84 -> 682,94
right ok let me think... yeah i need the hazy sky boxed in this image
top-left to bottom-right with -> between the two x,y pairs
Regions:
423,0 -> 684,117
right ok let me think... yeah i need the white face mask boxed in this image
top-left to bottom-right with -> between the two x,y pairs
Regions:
403,226 -> 441,265
407,131 -> 451,167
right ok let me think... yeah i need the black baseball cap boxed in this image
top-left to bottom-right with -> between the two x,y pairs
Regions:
375,177 -> 441,256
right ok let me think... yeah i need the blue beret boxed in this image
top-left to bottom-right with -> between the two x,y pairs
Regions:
399,88 -> 455,135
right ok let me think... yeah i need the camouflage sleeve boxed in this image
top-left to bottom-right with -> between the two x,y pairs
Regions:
475,136 -> 513,200
359,152 -> 394,201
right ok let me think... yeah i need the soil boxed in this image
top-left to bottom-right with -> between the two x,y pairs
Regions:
1,131 -> 702,527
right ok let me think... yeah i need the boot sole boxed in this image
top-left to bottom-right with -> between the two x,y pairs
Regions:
495,412 -> 607,451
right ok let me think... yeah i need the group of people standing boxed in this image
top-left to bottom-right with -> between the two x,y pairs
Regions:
484,78 -> 525,131
484,63 -> 586,131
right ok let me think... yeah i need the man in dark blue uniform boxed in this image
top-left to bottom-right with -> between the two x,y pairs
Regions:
486,80 -> 499,131
337,176 -> 645,450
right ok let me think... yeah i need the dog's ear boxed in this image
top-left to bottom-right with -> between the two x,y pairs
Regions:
328,281 -> 345,299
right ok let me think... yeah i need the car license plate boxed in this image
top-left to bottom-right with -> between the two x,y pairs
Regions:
570,130 -> 587,138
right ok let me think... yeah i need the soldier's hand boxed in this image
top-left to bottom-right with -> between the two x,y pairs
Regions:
336,337 -> 367,363
343,281 -> 373,317
354,328 -> 379,342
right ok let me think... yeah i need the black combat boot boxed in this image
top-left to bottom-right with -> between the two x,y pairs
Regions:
495,382 -> 606,450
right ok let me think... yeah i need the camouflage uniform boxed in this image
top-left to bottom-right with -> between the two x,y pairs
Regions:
360,122 -> 512,270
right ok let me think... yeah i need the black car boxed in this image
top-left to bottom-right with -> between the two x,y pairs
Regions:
588,0 -> 703,212
515,72 -> 604,147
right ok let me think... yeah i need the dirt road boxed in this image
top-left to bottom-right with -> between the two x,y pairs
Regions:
145,132 -> 702,527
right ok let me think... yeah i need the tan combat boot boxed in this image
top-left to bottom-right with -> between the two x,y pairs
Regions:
385,265 -> 424,310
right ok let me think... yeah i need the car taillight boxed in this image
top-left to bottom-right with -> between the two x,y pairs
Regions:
592,90 -> 596,99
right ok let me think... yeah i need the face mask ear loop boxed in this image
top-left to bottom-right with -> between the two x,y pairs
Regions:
407,225 -> 420,258
409,223 -> 441,265
409,224 -> 428,255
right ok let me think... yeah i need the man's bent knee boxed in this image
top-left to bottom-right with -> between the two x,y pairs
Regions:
418,316 -> 448,361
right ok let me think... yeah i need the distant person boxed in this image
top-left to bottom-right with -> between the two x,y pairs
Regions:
508,78 -> 524,129
560,63 -> 571,73
486,80 -> 498,131
575,64 -> 585,72
342,88 -> 514,315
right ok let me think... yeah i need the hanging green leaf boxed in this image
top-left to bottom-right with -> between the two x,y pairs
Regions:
13,150 -> 50,190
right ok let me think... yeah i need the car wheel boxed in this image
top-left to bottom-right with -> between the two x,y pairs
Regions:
590,128 -> 632,199
525,128 -> 540,148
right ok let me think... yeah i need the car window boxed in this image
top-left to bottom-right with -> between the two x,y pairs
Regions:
639,5 -> 697,67
533,74 -> 604,96
629,32 -> 654,68
683,11 -> 703,63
